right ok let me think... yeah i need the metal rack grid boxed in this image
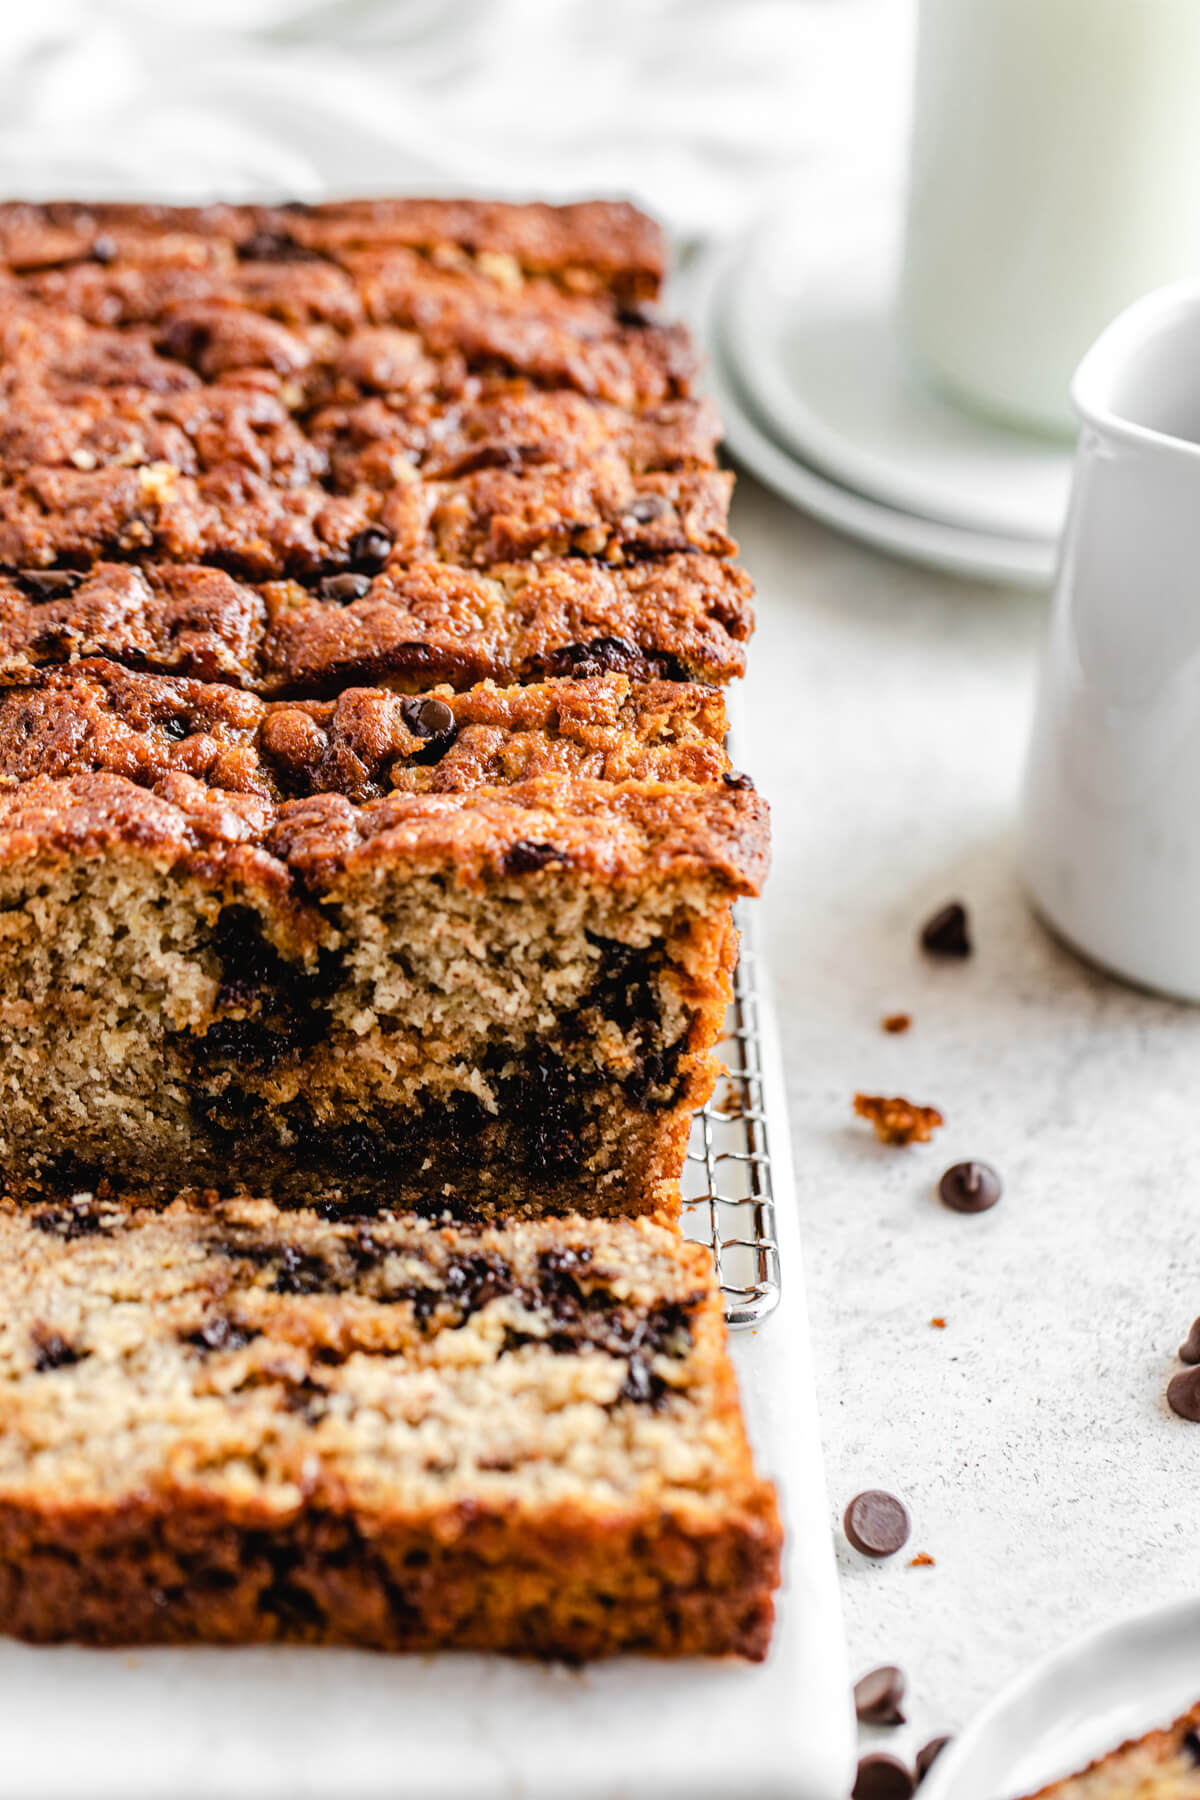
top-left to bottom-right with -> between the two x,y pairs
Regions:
681,908 -> 781,1328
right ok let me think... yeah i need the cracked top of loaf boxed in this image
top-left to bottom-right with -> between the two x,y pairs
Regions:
0,198 -> 732,577
0,661 -> 735,801
0,554 -> 752,694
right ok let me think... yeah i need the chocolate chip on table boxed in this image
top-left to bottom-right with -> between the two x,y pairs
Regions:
853,1753 -> 915,1800
400,696 -> 455,740
920,901 -> 971,958
1167,1367 -> 1200,1421
844,1490 -> 911,1559
915,1738 -> 951,1783
349,527 -> 393,571
17,568 -> 84,600
854,1665 -> 906,1726
1179,1317 -> 1200,1364
318,572 -> 371,604
938,1160 -> 1002,1214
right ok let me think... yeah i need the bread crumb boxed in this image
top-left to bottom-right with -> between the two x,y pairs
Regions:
854,1093 -> 944,1146
930,1317 -> 946,1329
882,1013 -> 911,1034
908,1553 -> 935,1568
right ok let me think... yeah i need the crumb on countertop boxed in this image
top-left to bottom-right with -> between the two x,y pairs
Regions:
930,1317 -> 946,1329
908,1553 -> 935,1568
882,1013 -> 912,1034
854,1092 -> 945,1146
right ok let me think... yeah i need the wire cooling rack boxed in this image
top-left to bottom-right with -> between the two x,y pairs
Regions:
681,907 -> 781,1328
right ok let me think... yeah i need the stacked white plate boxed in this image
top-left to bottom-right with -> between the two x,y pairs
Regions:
677,210 -> 1076,587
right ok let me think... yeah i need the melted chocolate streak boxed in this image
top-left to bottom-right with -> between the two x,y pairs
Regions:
172,908 -> 690,1191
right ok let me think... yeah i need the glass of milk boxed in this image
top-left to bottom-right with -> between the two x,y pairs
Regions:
899,0 -> 1200,437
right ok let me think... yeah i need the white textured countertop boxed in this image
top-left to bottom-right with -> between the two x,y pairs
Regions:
734,475 -> 1200,1767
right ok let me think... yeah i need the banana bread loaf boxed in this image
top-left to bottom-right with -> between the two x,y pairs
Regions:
0,661 -> 766,1214
0,1193 -> 782,1659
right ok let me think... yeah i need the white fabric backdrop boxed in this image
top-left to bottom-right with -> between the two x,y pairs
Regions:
0,0 -> 912,238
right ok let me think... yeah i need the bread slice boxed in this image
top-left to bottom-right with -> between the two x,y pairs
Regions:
0,662 -> 766,1216
1019,1699 -> 1200,1796
0,1195 -> 781,1658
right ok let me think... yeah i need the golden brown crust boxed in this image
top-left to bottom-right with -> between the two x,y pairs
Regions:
0,1496 -> 779,1658
0,766 -> 768,896
0,662 -> 731,802
0,197 -> 666,297
0,555 -> 753,694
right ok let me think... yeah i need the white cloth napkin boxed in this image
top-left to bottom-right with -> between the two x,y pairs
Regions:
0,0 -> 912,238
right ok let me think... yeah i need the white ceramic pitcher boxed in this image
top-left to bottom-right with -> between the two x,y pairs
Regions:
1020,280 -> 1200,1001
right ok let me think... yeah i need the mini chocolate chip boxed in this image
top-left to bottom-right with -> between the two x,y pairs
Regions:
349,527 -> 392,571
400,697 -> 455,740
186,1316 -> 252,1354
617,301 -> 666,329
318,572 -> 371,604
854,1665 -> 906,1726
1183,1729 -> 1200,1764
17,568 -> 83,601
1168,1367 -> 1200,1421
853,1754 -> 914,1800
32,1330 -> 85,1372
844,1490 -> 911,1559
915,1738 -> 951,1783
90,235 -> 118,264
502,839 -> 559,876
236,230 -> 324,263
1179,1318 -> 1200,1364
159,317 -> 210,364
623,494 -> 670,525
722,771 -> 755,791
921,901 -> 971,958
938,1161 -> 1002,1214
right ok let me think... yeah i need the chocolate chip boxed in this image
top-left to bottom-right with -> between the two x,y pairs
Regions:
158,317 -> 210,365
17,568 -> 83,601
853,1754 -> 914,1800
236,230 -> 324,263
541,635 -> 645,680
938,1160 -> 1002,1214
90,235 -> 118,265
854,1665 -> 906,1725
400,697 -> 455,740
318,572 -> 371,604
349,527 -> 392,571
915,1738 -> 951,1783
722,771 -> 755,791
1179,1318 -> 1200,1364
920,902 -> 971,957
623,494 -> 670,525
502,839 -> 560,876
617,301 -> 666,329
32,1330 -> 85,1372
1168,1367 -> 1200,1421
185,1316 -> 252,1354
844,1491 -> 911,1559
1183,1729 -> 1200,1764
